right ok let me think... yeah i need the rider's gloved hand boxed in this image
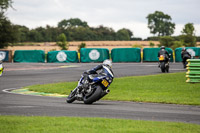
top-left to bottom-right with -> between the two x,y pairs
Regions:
83,71 -> 89,75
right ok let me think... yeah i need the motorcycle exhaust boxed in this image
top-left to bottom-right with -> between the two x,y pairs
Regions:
100,89 -> 110,98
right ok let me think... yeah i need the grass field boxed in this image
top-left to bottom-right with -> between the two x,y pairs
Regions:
0,116 -> 200,133
27,72 -> 200,105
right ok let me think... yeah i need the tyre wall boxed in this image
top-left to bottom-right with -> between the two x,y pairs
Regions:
111,48 -> 141,62
80,48 -> 109,63
47,50 -> 78,63
143,48 -> 173,62
13,50 -> 45,63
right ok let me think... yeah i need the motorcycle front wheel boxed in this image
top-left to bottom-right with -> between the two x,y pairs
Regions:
66,88 -> 77,103
83,85 -> 103,104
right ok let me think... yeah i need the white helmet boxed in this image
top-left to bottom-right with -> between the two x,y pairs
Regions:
103,59 -> 112,67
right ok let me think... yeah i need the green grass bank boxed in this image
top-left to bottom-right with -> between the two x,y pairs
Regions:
0,116 -> 200,133
26,72 -> 200,105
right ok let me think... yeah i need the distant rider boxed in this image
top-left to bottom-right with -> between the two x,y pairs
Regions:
158,46 -> 170,67
181,48 -> 191,68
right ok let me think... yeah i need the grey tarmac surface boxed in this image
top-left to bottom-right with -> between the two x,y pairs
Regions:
0,62 -> 200,124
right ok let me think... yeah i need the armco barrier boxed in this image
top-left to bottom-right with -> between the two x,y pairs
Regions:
14,50 -> 45,63
175,47 -> 200,62
143,48 -> 173,62
80,48 -> 109,63
0,50 -> 12,62
186,59 -> 200,83
111,48 -> 141,62
47,50 -> 78,63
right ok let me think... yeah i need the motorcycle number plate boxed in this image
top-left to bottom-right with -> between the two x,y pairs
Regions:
159,56 -> 164,61
102,79 -> 109,87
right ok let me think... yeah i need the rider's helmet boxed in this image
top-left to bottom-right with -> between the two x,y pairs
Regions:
182,47 -> 186,51
103,59 -> 112,67
160,46 -> 165,50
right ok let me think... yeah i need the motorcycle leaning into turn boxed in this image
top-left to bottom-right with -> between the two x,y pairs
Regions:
66,63 -> 114,104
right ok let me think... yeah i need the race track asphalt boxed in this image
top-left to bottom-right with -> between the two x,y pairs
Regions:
0,62 -> 200,124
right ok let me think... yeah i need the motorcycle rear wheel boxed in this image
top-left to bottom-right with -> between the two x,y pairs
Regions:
83,86 -> 103,104
160,62 -> 165,73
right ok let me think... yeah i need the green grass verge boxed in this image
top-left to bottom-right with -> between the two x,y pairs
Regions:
26,72 -> 200,105
0,116 -> 199,133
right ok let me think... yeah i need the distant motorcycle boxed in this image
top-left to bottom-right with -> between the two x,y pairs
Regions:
183,56 -> 191,69
158,54 -> 170,73
66,70 -> 114,104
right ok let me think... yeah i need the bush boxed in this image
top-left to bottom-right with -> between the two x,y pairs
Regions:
171,41 -> 183,50
78,43 -> 86,52
149,42 -> 155,47
179,35 -> 196,47
159,36 -> 175,48
56,33 -> 68,50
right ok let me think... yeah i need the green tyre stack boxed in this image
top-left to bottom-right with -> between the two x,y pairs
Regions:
186,59 -> 200,83
80,48 -> 109,63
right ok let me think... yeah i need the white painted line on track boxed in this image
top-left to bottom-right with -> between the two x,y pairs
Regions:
2,88 -> 65,98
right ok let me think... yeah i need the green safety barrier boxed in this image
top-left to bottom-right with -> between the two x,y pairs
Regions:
143,48 -> 173,62
0,50 -> 12,62
175,47 -> 200,62
47,50 -> 78,63
80,48 -> 109,63
14,50 -> 45,63
111,48 -> 141,62
186,59 -> 200,83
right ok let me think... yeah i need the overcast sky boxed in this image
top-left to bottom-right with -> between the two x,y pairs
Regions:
7,0 -> 200,39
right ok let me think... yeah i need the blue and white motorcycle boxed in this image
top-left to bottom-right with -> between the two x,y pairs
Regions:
66,69 -> 114,104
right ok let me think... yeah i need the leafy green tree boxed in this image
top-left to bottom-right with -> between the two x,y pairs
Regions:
27,29 -> 44,42
179,35 -> 196,47
159,36 -> 184,50
0,0 -> 17,48
171,41 -> 183,50
159,36 -> 174,48
146,11 -> 175,36
56,33 -> 68,50
179,23 -> 196,47
14,25 -> 30,42
182,23 -> 195,35
0,16 -> 18,48
90,25 -> 116,40
58,18 -> 88,29
0,0 -> 12,12
116,28 -> 131,40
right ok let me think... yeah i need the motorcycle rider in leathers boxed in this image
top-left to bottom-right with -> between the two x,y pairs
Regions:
158,46 -> 170,67
79,59 -> 114,90
181,48 -> 191,68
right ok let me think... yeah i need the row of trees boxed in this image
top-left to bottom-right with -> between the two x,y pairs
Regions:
14,22 -> 136,43
0,0 -> 199,49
